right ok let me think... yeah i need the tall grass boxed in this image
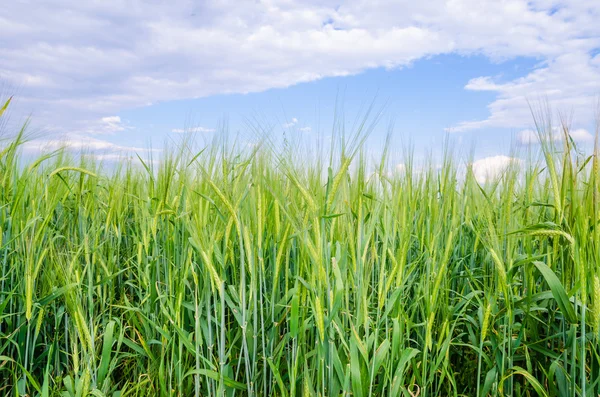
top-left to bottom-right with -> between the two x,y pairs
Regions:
1,97 -> 600,396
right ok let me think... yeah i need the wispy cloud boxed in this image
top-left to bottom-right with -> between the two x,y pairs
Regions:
283,118 -> 299,128
99,116 -> 125,133
283,118 -> 313,132
517,127 -> 594,144
171,126 -> 215,133
22,133 -> 158,155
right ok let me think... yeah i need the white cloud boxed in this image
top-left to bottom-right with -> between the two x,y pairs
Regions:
100,116 -> 125,133
101,116 -> 121,123
569,128 -> 595,142
60,115 -> 131,135
0,69 -> 52,87
451,51 -> 600,132
517,127 -> 595,144
1,0 -> 599,138
22,133 -> 157,155
171,126 -> 215,133
471,155 -> 521,183
283,118 -> 299,128
283,118 -> 313,131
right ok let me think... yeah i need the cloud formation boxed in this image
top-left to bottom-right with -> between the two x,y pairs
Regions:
1,0 -> 599,140
517,127 -> 594,144
171,127 -> 215,133
22,133 -> 157,155
471,155 -> 521,183
283,118 -> 299,128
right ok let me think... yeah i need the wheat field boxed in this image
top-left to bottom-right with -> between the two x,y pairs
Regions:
1,97 -> 599,396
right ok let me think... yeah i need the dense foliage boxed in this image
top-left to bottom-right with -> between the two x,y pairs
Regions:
1,99 -> 599,396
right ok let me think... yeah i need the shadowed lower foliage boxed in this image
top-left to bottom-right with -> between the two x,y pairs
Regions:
1,99 -> 600,396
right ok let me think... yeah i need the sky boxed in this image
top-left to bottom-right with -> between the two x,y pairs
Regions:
1,0 -> 600,180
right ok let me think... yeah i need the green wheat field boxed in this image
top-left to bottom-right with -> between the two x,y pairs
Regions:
1,97 -> 600,396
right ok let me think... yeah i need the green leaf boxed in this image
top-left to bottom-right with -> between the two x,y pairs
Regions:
321,212 -> 346,219
97,320 -> 116,386
290,290 -> 299,338
532,261 -> 577,324
390,348 -> 419,396
183,369 -> 247,391
267,358 -> 288,397
372,339 -> 390,375
37,283 -> 78,306
350,339 -> 365,397
502,366 -> 548,397
481,367 -> 497,397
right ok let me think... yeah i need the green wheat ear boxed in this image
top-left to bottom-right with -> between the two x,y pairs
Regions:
0,96 -> 12,117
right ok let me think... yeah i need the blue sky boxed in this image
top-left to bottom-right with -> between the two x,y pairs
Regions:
1,0 -> 600,177
116,54 -> 536,155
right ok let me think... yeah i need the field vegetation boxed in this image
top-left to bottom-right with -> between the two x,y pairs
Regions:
1,97 -> 600,396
